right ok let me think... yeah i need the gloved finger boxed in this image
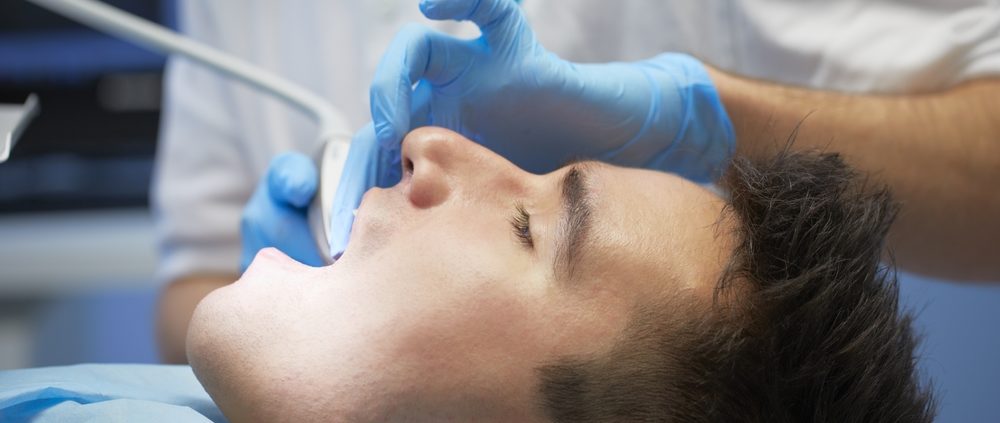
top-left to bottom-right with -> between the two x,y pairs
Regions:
419,0 -> 534,52
372,82 -> 430,188
240,178 -> 273,271
240,168 -> 324,271
409,79 -> 434,128
370,24 -> 472,151
328,123 -> 385,260
266,152 -> 318,208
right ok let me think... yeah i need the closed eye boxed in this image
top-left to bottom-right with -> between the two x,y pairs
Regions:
510,203 -> 534,250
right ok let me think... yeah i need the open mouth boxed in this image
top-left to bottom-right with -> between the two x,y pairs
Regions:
331,189 -> 375,262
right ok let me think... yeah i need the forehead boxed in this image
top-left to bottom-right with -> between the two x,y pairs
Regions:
574,165 -> 734,300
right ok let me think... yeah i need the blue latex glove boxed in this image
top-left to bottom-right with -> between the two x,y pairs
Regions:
326,123 -> 400,259
240,125 -> 395,266
240,152 -> 325,270
371,0 -> 735,182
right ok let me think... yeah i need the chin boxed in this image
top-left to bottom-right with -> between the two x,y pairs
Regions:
187,285 -> 258,395
186,286 -> 270,421
186,287 -> 231,384
186,288 -> 364,422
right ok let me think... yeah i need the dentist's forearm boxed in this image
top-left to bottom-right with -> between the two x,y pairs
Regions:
708,68 -> 1000,281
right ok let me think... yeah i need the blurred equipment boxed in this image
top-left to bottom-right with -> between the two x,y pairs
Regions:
0,94 -> 39,163
0,0 -> 171,212
0,0 -> 174,370
23,0 -> 352,261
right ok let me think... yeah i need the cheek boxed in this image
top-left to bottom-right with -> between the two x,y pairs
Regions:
378,277 -> 553,405
373,207 -> 528,282
357,223 -> 551,379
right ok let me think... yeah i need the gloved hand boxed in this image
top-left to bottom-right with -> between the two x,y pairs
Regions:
240,152 -> 324,270
371,0 -> 735,182
240,124 -> 396,267
326,123 -> 400,259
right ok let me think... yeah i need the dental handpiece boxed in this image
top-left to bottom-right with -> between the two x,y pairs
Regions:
308,136 -> 352,263
27,0 -> 351,263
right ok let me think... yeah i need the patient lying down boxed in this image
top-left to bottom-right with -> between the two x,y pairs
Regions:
187,127 -> 934,422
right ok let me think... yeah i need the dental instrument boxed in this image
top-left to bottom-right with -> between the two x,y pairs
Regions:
23,0 -> 351,262
0,94 -> 40,164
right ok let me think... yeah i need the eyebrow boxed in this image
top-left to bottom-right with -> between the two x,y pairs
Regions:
554,163 -> 595,280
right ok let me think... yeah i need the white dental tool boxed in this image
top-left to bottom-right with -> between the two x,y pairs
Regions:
24,0 -> 352,262
0,94 -> 40,164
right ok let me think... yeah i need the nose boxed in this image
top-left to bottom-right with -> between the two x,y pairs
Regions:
400,127 -> 526,208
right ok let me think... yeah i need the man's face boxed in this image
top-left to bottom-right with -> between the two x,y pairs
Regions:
187,127 -> 735,422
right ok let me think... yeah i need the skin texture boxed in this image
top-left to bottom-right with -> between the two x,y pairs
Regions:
708,69 -> 1000,281
186,127 -> 735,422
157,274 -> 234,363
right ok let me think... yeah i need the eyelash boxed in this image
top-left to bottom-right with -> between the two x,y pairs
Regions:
510,203 -> 534,249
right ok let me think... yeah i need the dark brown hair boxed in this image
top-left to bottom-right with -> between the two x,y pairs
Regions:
537,149 -> 936,422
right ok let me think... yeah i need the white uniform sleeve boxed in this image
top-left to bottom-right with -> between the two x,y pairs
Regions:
526,0 -> 1000,93
152,0 -> 266,284
152,54 -> 251,283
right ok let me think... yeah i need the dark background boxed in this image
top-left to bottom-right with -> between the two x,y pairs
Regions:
0,0 -> 174,212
